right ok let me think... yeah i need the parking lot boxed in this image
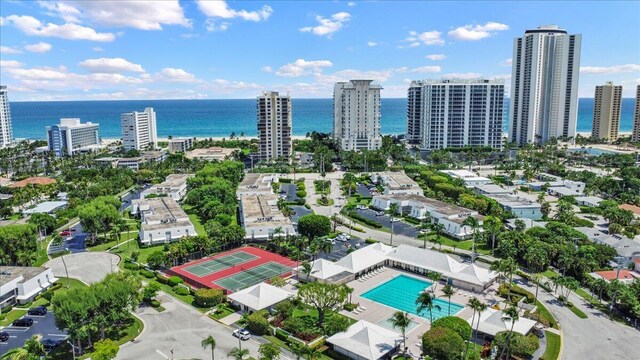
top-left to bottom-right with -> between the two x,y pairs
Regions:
354,208 -> 420,238
317,235 -> 365,262
290,205 -> 312,224
48,223 -> 88,254
0,311 -> 67,355
356,184 -> 373,197
279,183 -> 299,202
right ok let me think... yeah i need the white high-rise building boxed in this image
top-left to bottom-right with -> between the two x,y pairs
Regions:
592,82 -> 623,142
333,80 -> 382,151
0,85 -> 14,148
509,25 -> 582,145
46,118 -> 100,157
257,91 -> 292,162
632,85 -> 640,142
121,107 -> 157,151
408,79 -> 505,150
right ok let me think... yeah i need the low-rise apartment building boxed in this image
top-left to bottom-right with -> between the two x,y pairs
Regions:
485,194 -> 542,220
440,169 -> 492,188
168,137 -> 194,153
239,194 -> 296,240
0,266 -> 57,309
371,172 -> 423,196
371,194 -> 483,239
131,197 -> 196,245
236,173 -> 279,197
142,174 -> 193,201
185,147 -> 239,161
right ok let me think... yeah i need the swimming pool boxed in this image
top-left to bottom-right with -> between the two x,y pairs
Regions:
568,148 -> 617,156
361,275 -> 464,321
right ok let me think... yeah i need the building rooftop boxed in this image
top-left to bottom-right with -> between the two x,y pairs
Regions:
134,197 -> 190,223
440,169 -> 491,182
228,283 -> 292,311
23,201 -> 68,214
152,174 -> 192,189
375,171 -> 419,189
575,196 -> 604,205
591,270 -> 640,282
0,266 -> 50,283
468,308 -> 537,337
8,177 -> 56,188
620,204 -> 640,216
241,194 -> 292,228
487,194 -> 540,208
475,184 -> 511,194
326,320 -> 401,360
378,193 -> 479,217
185,147 -> 239,160
238,173 -> 277,193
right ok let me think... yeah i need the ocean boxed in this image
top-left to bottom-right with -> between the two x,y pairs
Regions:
8,98 -> 637,140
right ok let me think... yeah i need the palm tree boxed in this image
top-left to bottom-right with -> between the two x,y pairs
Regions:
463,297 -> 482,360
388,203 -> 399,246
498,306 -> 520,360
390,311 -> 411,357
289,341 -> 305,360
490,257 -> 518,303
415,291 -> 440,323
319,238 -> 333,255
473,301 -> 487,343
303,345 -> 322,360
462,216 -> 480,262
343,172 -> 357,198
300,261 -> 312,281
228,347 -> 249,360
427,271 -> 441,293
442,284 -> 454,316
201,335 -> 216,360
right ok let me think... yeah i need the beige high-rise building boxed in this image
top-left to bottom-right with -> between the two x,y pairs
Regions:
632,85 -> 640,142
333,80 -> 382,151
257,91 -> 292,162
592,82 -> 623,142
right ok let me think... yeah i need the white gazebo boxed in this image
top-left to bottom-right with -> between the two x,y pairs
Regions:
227,283 -> 292,313
326,320 -> 402,360
468,308 -> 536,337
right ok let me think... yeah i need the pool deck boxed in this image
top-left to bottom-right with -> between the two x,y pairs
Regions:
340,267 -> 502,355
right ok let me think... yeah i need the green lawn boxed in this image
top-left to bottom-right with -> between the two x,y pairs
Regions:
209,304 -> 236,320
540,331 -> 561,360
188,213 -> 207,236
264,335 -> 333,360
540,269 -> 559,279
536,300 -> 559,329
0,309 -> 28,326
346,196 -> 371,206
419,234 -> 492,255
111,240 -> 165,265
55,277 -> 89,291
316,198 -> 334,206
88,231 -> 139,252
568,304 -> 588,319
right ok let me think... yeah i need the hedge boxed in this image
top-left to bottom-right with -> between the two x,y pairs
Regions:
123,262 -> 140,270
174,286 -> 190,296
296,190 -> 307,198
347,211 -> 383,229
140,269 -> 155,278
156,274 -> 169,284
194,288 -> 225,307
168,276 -> 184,287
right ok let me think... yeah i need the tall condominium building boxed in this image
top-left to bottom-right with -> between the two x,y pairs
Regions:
257,91 -> 292,161
633,85 -> 640,142
509,25 -> 582,145
592,82 -> 623,142
0,85 -> 14,148
407,79 -> 505,150
47,118 -> 100,157
121,107 -> 157,151
333,80 -> 382,151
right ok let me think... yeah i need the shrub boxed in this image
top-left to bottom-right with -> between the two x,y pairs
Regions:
343,303 -> 357,311
123,262 -> 140,270
168,276 -> 184,287
422,327 -> 465,360
365,238 -> 379,244
431,316 -> 472,340
246,310 -> 270,335
274,299 -> 295,318
492,332 -> 539,358
156,274 -> 169,284
296,190 -> 307,198
279,178 -> 292,183
140,269 -> 155,278
194,288 -> 225,307
173,286 -> 190,296
275,328 -> 289,341
150,300 -> 161,308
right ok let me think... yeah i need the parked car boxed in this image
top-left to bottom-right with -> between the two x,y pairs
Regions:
232,328 -> 251,340
0,331 -> 9,342
28,306 -> 47,316
12,318 -> 34,327
41,337 -> 65,351
340,233 -> 351,240
375,211 -> 385,216
59,231 -> 71,237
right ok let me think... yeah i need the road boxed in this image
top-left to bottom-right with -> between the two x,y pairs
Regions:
516,277 -> 640,360
45,252 -> 120,284
118,292 -> 292,360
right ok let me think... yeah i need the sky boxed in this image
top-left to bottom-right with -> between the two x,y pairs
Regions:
0,0 -> 639,101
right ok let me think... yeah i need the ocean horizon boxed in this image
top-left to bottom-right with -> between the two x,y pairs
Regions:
8,98 -> 637,141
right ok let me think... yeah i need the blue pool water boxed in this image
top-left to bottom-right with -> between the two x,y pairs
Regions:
362,275 -> 464,321
568,148 -> 618,156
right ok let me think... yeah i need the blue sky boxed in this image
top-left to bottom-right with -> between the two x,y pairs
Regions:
1,0 -> 639,101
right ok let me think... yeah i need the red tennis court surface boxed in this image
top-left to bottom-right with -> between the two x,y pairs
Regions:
167,246 -> 297,294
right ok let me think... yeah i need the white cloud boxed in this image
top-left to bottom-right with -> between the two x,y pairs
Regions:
275,59 -> 333,77
24,42 -> 52,53
367,41 -> 378,47
0,46 -> 22,54
212,79 -> 261,92
92,46 -> 104,52
204,19 -> 230,32
448,22 -> 509,41
300,12 -> 351,38
425,54 -> 446,61
315,69 -> 396,85
500,58 -> 513,67
580,64 -> 640,74
196,0 -> 272,21
79,58 -> 145,73
410,66 -> 442,73
348,2 -> 356,7
158,67 -> 198,82
3,15 -> 115,42
442,72 -> 483,79
0,60 -> 23,68
404,31 -> 444,47
40,1 -> 191,30
261,66 -> 273,73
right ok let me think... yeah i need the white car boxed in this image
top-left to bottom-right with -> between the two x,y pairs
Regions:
233,329 -> 251,340
340,233 -> 351,240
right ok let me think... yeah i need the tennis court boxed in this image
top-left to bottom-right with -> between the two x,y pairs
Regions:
214,262 -> 292,292
182,251 -> 257,277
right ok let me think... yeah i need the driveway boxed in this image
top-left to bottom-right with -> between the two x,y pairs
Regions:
290,205 -> 312,224
118,292 -> 289,360
355,208 -> 420,238
49,223 -> 88,254
317,236 -> 365,262
45,252 -> 119,284
279,183 -> 299,202
0,312 -> 67,355
516,277 -> 640,360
